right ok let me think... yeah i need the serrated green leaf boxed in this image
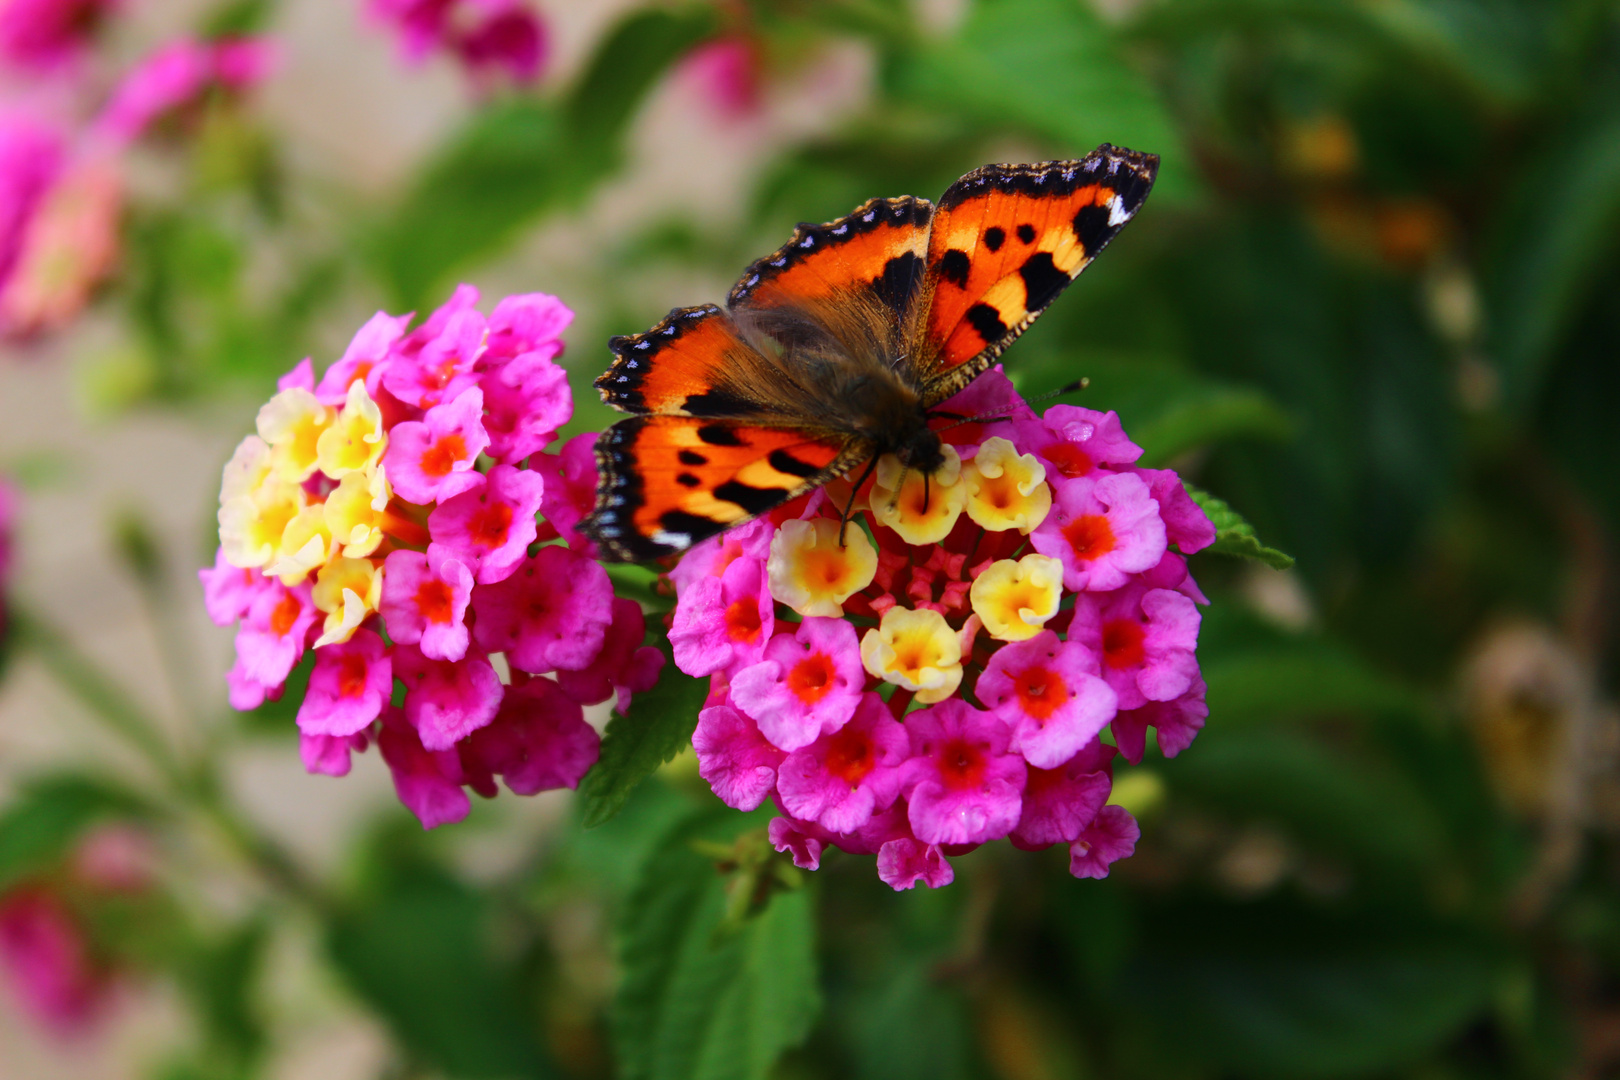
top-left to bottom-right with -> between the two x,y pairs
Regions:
1186,484 -> 1296,569
615,815 -> 820,1080
0,775 -> 152,891
577,638 -> 708,828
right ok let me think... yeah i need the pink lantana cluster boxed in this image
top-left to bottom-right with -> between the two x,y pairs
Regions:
368,0 -> 548,86
0,0 -> 117,73
201,286 -> 662,828
669,370 -> 1214,890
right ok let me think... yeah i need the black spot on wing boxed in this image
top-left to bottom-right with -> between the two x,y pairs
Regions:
682,389 -> 754,417
1073,203 -> 1114,259
677,473 -> 701,487
659,510 -> 727,546
1018,252 -> 1071,313
872,251 -> 924,315
713,481 -> 787,516
768,448 -> 822,478
678,449 -> 707,466
939,249 -> 971,288
983,226 -> 1005,252
965,303 -> 1008,343
698,424 -> 745,447
1016,223 -> 1036,244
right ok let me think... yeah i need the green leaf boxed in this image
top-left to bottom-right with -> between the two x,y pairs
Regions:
180,918 -> 270,1069
328,863 -> 551,1079
1186,484 -> 1296,568
614,815 -> 820,1080
367,6 -> 716,308
890,0 -> 1192,199
1131,386 -> 1295,467
0,775 -> 150,891
577,639 -> 708,828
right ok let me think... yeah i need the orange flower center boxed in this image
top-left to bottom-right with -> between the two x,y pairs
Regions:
416,579 -> 454,624
1013,664 -> 1069,722
420,434 -> 466,478
469,502 -> 513,548
337,653 -> 370,698
1063,513 -> 1116,562
787,653 -> 836,705
725,597 -> 762,644
1043,443 -> 1093,478
938,737 -> 987,790
1102,618 -> 1146,669
824,726 -> 876,787
270,594 -> 302,637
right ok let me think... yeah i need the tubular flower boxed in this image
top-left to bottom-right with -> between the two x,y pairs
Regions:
666,367 -> 1214,888
202,286 -> 664,829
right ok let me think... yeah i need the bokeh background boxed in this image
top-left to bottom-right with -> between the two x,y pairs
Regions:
2,0 -> 1618,1078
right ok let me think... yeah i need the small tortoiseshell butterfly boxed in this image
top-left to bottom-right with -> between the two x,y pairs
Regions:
581,143 -> 1159,562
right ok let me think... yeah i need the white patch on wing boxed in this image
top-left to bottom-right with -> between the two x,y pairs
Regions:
1107,195 -> 1130,227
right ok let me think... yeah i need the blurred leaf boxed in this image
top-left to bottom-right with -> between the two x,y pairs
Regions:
615,814 -> 819,1080
0,774 -> 151,890
577,638 -> 708,828
369,6 -> 716,308
1187,484 -> 1297,568
890,0 -> 1191,198
1133,386 -> 1295,466
840,958 -> 974,1080
201,0 -> 273,36
1202,645 -> 1430,727
1123,898 -> 1499,1078
179,918 -> 270,1069
328,862 -> 551,1079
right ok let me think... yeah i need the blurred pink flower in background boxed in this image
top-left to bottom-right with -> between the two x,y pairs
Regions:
367,0 -> 548,85
0,113 -> 65,286
0,0 -> 118,73
0,887 -> 113,1037
681,35 -> 761,118
94,35 -> 275,146
0,149 -> 119,338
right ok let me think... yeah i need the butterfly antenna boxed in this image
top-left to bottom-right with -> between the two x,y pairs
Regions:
933,378 -> 1090,432
837,455 -> 881,548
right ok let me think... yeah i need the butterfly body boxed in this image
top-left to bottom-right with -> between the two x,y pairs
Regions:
582,146 -> 1159,562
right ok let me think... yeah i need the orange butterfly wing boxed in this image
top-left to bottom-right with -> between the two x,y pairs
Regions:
914,146 -> 1158,402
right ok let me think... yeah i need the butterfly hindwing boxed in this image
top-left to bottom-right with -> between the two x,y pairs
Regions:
914,146 -> 1158,402
588,415 -> 859,561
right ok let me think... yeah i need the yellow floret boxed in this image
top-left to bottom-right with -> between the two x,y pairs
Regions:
270,505 -> 334,586
869,446 -> 966,545
256,387 -> 333,483
315,380 -> 387,480
217,436 -> 307,570
312,556 -> 382,647
970,554 -> 1065,642
963,437 -> 1051,533
218,435 -> 272,504
768,517 -> 878,617
860,606 -> 963,704
323,466 -> 391,558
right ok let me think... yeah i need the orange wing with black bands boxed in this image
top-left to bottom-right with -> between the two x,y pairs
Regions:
915,146 -> 1158,403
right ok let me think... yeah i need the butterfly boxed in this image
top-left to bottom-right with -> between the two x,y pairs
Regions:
580,143 -> 1159,562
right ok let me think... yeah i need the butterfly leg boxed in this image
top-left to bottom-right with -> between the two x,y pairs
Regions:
837,455 -> 881,548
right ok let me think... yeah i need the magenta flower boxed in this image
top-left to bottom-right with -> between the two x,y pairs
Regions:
199,546 -> 271,627
471,544 -> 613,674
481,352 -> 571,465
1010,741 -> 1115,849
977,630 -> 1117,769
554,597 -> 664,713
876,838 -> 955,891
768,817 -> 827,871
300,730 -> 370,778
382,306 -> 485,409
1069,805 -> 1139,879
484,291 -> 569,362
377,707 -> 471,829
1013,405 -> 1143,485
96,36 -> 274,146
0,887 -> 110,1036
1071,585 -> 1201,711
670,552 -> 774,677
776,692 -> 909,833
1112,676 -> 1209,764
1030,471 -> 1167,592
681,36 -> 761,119
367,0 -> 549,85
0,0 -> 117,72
1135,467 -> 1217,553
427,463 -> 543,584
461,678 -> 599,796
531,433 -> 598,548
297,628 -> 392,737
384,385 -> 489,504
315,310 -> 410,406
903,699 -> 1027,846
227,582 -> 316,709
730,617 -> 865,752
692,704 -> 784,812
379,546 -> 474,662
0,115 -> 64,288
669,517 -> 774,594
393,641 -> 502,751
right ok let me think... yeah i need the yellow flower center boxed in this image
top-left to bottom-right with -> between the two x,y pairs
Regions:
860,606 -> 963,704
970,554 -> 1065,642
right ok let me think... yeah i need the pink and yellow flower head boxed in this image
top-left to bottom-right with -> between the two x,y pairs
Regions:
203,286 -> 663,829
666,367 -> 1215,890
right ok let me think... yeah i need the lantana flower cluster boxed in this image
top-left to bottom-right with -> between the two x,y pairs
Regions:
201,286 -> 662,828
368,0 -> 548,86
669,369 -> 1214,890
